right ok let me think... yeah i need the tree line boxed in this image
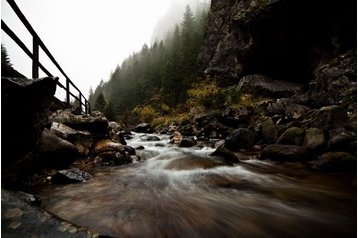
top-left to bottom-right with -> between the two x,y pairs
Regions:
89,4 -> 209,123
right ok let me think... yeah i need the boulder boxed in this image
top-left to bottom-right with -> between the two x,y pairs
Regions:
236,75 -> 303,98
35,129 -> 78,168
133,123 -> 154,133
50,122 -> 93,156
284,104 -> 311,119
261,144 -> 309,161
313,152 -> 356,171
179,137 -> 197,147
220,106 -> 252,127
224,128 -> 256,151
124,145 -> 136,156
52,168 -> 92,184
108,121 -> 121,132
145,136 -> 161,141
169,131 -> 183,144
93,140 -> 132,165
328,128 -> 356,153
2,77 -> 57,185
49,110 -> 109,138
309,105 -> 348,130
277,127 -> 305,145
260,118 -> 278,144
212,145 -> 240,163
94,139 -> 125,154
303,128 -> 326,151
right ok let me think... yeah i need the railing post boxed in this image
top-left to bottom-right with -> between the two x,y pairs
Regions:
79,92 -> 82,112
66,78 -> 70,104
85,101 -> 88,114
32,36 -> 39,78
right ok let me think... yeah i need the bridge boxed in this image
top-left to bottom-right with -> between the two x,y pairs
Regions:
1,0 -> 91,114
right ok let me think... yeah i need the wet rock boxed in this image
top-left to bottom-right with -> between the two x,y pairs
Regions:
135,146 -> 145,150
124,145 -> 136,156
94,140 -> 132,165
224,128 -> 256,151
328,128 -> 356,153
169,131 -> 183,144
35,129 -> 78,168
145,136 -> 161,141
236,75 -> 303,98
179,137 -> 197,148
260,118 -> 278,144
178,124 -> 198,136
134,123 -> 154,133
313,152 -> 356,171
108,121 -> 121,132
261,144 -> 309,161
1,189 -> 97,237
53,168 -> 92,184
212,145 -> 240,163
220,106 -> 252,127
303,128 -> 326,151
2,77 -> 57,186
277,127 -> 305,145
49,110 -> 109,138
16,191 -> 41,206
50,122 -> 93,156
94,139 -> 125,154
309,105 -> 348,130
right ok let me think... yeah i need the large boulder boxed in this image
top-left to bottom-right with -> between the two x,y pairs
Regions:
309,105 -> 348,130
50,122 -> 93,156
133,123 -> 154,133
313,152 -> 356,171
328,128 -> 356,153
35,129 -> 78,168
277,127 -> 305,145
220,106 -> 252,127
93,139 -> 132,165
260,118 -> 278,144
49,110 -> 109,138
261,144 -> 309,161
224,128 -> 256,151
236,75 -> 303,98
303,128 -> 326,151
2,77 -> 57,186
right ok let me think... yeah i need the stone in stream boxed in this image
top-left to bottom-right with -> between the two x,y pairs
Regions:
145,135 -> 161,141
303,128 -> 326,151
133,123 -> 154,133
170,131 -> 183,144
53,168 -> 93,184
277,127 -> 305,145
261,144 -> 309,161
224,128 -> 256,151
179,137 -> 197,147
312,152 -> 356,171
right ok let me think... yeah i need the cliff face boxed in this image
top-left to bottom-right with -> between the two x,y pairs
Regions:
198,0 -> 356,89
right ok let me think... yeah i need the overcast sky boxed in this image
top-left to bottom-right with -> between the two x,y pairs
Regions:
1,0 -> 191,100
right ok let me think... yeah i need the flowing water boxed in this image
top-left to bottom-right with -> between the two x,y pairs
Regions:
38,133 -> 356,238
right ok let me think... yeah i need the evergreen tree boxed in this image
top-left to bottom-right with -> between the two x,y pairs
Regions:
94,92 -> 107,112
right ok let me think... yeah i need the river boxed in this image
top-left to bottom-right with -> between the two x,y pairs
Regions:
38,132 -> 356,237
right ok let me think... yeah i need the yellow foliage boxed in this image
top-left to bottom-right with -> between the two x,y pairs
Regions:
132,105 -> 159,123
186,80 -> 222,109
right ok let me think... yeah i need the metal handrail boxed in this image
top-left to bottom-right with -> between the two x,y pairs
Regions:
1,0 -> 91,114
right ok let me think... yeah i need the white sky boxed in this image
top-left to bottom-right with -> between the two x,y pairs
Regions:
1,0 -> 175,100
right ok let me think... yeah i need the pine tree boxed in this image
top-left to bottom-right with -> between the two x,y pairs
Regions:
94,92 -> 107,112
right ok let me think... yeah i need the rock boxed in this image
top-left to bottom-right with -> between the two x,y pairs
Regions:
260,118 -> 278,144
267,98 -> 297,115
313,152 -> 356,171
145,136 -> 161,141
1,189 -> 97,237
220,106 -> 252,127
277,127 -> 305,145
328,128 -> 356,153
49,110 -> 109,138
261,144 -> 309,161
94,139 -> 125,154
135,146 -> 145,150
198,0 -> 355,87
53,168 -> 92,184
133,123 -> 154,133
284,104 -> 311,119
124,145 -> 136,156
179,137 -> 197,147
178,124 -> 198,136
93,140 -> 132,165
212,145 -> 240,163
236,75 -> 303,98
303,128 -> 326,151
169,131 -> 183,144
309,105 -> 348,130
50,122 -> 93,156
224,128 -> 256,151
35,129 -> 78,168
308,51 -> 356,107
108,121 -> 121,131
2,77 -> 57,186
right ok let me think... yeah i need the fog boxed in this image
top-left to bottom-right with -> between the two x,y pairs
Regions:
1,0 -> 210,100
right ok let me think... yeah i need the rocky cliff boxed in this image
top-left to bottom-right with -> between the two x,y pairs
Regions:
198,0 -> 356,95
